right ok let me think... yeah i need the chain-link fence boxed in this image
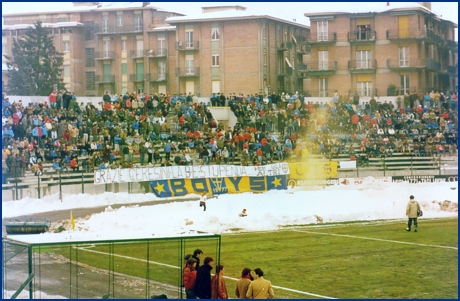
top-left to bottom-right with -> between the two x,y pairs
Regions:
3,235 -> 221,299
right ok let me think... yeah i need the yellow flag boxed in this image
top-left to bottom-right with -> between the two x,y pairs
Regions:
70,211 -> 75,231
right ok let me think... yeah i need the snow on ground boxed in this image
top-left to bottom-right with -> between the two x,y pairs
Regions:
3,178 -> 457,244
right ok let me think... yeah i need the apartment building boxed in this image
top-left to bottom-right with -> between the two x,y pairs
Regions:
303,2 -> 457,97
2,2 -> 182,96
2,3 -> 309,97
165,6 -> 310,96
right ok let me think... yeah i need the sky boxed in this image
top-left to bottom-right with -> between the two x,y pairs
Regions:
1,2 -> 458,29
3,178 -> 458,244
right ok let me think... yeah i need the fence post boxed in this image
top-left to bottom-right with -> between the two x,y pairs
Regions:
81,169 -> 84,194
59,171 -> 62,202
37,173 -> 41,199
410,155 -> 413,176
15,170 -> 18,201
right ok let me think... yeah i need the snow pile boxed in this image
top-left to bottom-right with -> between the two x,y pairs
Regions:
3,179 -> 457,244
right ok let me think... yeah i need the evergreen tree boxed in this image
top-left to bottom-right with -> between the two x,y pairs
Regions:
5,21 -> 65,96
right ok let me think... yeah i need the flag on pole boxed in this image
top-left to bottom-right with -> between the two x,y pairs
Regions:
70,211 -> 75,231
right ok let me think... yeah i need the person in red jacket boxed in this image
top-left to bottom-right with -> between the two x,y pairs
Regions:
69,158 -> 79,172
183,258 -> 197,299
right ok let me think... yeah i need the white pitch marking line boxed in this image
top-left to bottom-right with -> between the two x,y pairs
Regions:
74,246 -> 337,299
292,230 -> 458,250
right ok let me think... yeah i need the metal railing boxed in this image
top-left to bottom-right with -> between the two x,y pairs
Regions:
386,28 -> 427,40
175,41 -> 200,50
95,21 -> 143,34
129,74 -> 145,82
94,51 -> 115,60
308,33 -> 337,43
146,73 -> 168,81
306,61 -> 338,71
95,75 -> 115,83
348,30 -> 376,42
348,59 -> 377,70
175,67 -> 200,77
387,58 -> 428,69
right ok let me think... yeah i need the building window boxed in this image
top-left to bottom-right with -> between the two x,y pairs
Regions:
158,61 -> 166,80
211,54 -> 219,67
399,75 -> 410,95
86,72 -> 95,90
357,81 -> 372,96
58,17 -> 67,22
319,78 -> 328,97
317,20 -> 328,41
63,41 -> 70,52
121,63 -> 127,75
211,25 -> 219,40
318,50 -> 328,70
136,40 -> 144,57
121,40 -> 126,51
356,50 -> 372,69
2,43 -> 7,55
63,65 -> 70,77
185,58 -> 194,74
134,15 -> 142,31
85,48 -> 94,67
103,40 -> 110,57
84,22 -> 94,41
102,16 -> 109,33
399,46 -> 409,67
185,31 -> 194,48
117,15 -> 123,26
157,38 -> 166,55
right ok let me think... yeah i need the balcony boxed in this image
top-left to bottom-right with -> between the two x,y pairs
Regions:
130,50 -> 147,59
306,90 -> 336,97
277,41 -> 293,52
308,33 -> 336,45
175,67 -> 200,77
425,58 -> 441,72
147,48 -> 167,59
348,89 -> 378,97
448,65 -> 457,75
94,51 -> 116,60
304,61 -> 337,76
296,44 -> 310,53
348,30 -> 376,44
348,59 -> 377,74
95,75 -> 115,83
129,74 -> 145,82
95,21 -> 143,35
277,66 -> 293,77
387,59 -> 429,71
447,40 -> 457,50
175,41 -> 200,51
386,28 -> 428,41
146,73 -> 168,82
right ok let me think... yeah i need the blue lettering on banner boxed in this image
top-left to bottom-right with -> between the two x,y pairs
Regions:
227,177 -> 242,192
191,178 -> 209,194
209,177 -> 228,195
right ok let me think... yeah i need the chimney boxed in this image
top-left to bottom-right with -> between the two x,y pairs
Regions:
417,2 -> 432,10
142,2 -> 150,7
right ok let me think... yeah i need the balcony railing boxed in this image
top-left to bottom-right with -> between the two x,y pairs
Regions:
175,41 -> 200,51
447,65 -> 457,74
277,66 -> 293,76
95,75 -> 115,83
387,58 -> 440,71
130,50 -> 148,58
147,48 -> 167,58
348,89 -> 378,97
95,21 -> 143,34
296,62 -> 307,70
348,59 -> 377,73
94,51 -> 115,60
296,44 -> 310,53
447,40 -> 457,49
348,30 -> 376,43
386,28 -> 427,40
146,73 -> 168,82
305,61 -> 338,75
308,33 -> 336,44
175,67 -> 200,77
129,74 -> 145,82
306,90 -> 337,97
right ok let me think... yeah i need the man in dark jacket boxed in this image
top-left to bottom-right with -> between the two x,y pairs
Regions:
194,256 -> 214,299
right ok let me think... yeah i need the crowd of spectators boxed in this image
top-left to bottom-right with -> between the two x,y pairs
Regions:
1,87 -> 458,183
